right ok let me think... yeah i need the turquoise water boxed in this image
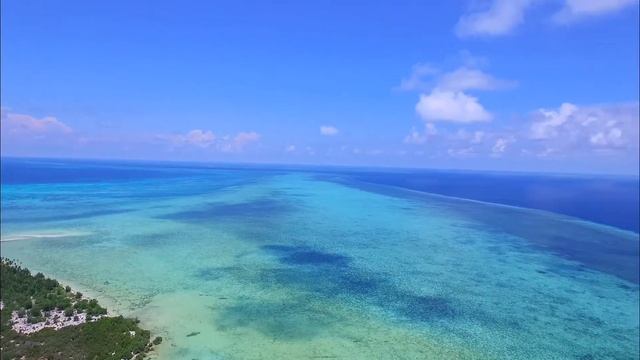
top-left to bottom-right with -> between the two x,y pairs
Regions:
1,159 -> 638,359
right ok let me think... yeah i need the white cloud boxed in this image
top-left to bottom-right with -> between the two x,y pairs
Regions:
554,0 -> 638,22
438,67 -> 516,92
158,129 -> 260,152
412,125 -> 517,158
397,65 -> 512,93
0,109 -> 77,156
456,0 -> 638,37
456,0 -> 534,37
471,131 -> 486,144
404,123 -> 438,145
416,89 -> 492,123
1,109 -> 73,136
159,129 -> 216,148
285,145 -> 296,152
232,131 -> 260,148
530,102 -> 578,139
219,131 -> 261,152
404,128 -> 427,145
185,129 -> 216,148
447,146 -> 476,157
528,102 -> 639,153
491,137 -> 515,156
320,125 -> 339,136
401,101 -> 637,163
396,63 -> 439,91
590,128 -> 624,147
425,122 -> 438,135
399,61 -> 512,124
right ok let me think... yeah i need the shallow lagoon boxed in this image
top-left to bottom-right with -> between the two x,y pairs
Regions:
1,159 -> 638,359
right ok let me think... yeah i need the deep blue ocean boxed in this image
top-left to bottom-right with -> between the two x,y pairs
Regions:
332,168 -> 640,233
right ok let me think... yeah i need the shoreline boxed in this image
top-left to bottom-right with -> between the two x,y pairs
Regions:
45,274 -> 121,316
37,271 -> 165,359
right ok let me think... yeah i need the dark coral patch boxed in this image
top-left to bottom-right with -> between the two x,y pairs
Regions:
395,294 -> 457,321
158,198 -> 293,224
195,267 -> 238,281
281,251 -> 351,267
262,245 -> 351,267
257,244 -> 460,323
258,265 -> 458,324
215,300 -> 337,340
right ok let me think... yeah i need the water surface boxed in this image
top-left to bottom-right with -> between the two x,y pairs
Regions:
1,158 -> 638,359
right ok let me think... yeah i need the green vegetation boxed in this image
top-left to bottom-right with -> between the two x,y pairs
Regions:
0,258 -> 82,317
1,258 -> 159,359
73,298 -> 108,317
1,316 -> 152,360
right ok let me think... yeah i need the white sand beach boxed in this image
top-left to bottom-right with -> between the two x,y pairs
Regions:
0,231 -> 91,242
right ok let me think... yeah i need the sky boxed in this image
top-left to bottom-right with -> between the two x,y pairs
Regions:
1,0 -> 639,174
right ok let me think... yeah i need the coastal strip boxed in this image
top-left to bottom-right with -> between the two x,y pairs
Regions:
0,258 -> 162,359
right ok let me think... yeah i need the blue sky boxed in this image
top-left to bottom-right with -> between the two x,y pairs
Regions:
1,0 -> 639,174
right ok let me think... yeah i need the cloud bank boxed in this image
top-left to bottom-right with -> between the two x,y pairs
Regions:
456,0 -> 638,37
157,130 -> 261,152
0,108 -> 263,159
456,0 -> 534,37
528,102 -> 639,154
553,0 -> 639,23
1,109 -> 73,137
404,101 -> 639,163
1,109 -> 76,156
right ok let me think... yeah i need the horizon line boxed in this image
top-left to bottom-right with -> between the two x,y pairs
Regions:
2,155 -> 638,179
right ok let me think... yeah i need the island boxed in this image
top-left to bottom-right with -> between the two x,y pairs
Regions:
0,258 -> 161,359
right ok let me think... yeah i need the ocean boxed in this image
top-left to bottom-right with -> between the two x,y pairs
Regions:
1,157 -> 638,359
